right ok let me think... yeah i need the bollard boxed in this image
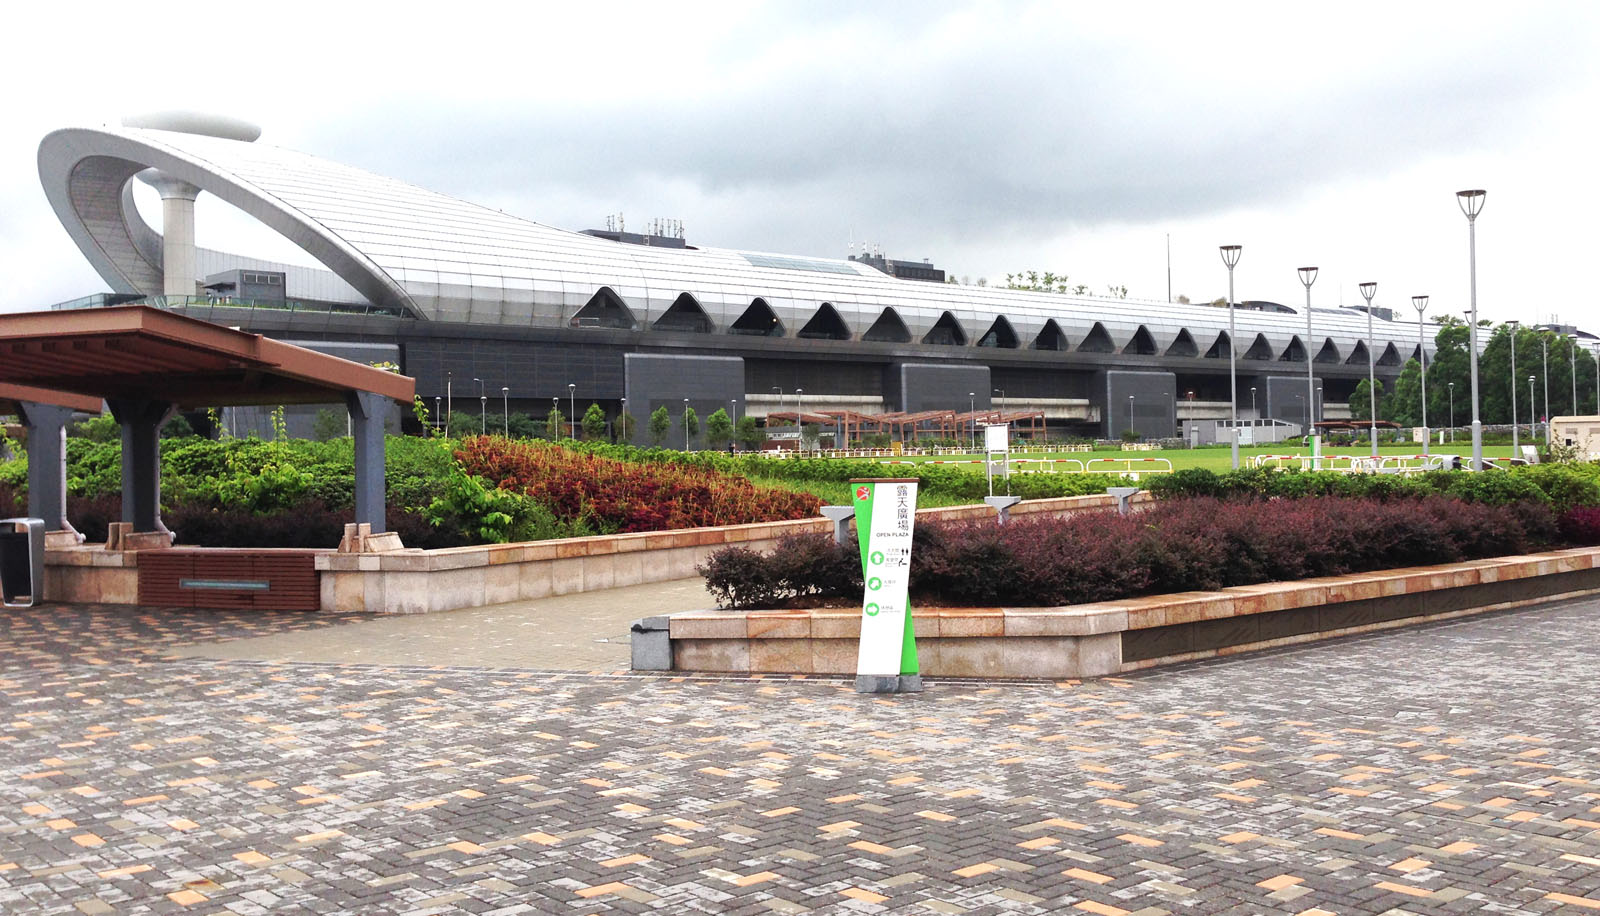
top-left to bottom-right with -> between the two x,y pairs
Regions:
630,616 -> 672,670
1106,486 -> 1140,517
820,505 -> 856,545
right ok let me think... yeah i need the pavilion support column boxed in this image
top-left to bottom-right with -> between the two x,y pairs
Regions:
14,401 -> 79,542
107,399 -> 175,535
347,391 -> 387,533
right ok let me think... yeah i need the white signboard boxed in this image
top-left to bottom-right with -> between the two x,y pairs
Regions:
851,479 -> 919,690
983,423 -> 1009,452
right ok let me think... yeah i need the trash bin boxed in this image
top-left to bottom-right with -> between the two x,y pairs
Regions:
0,518 -> 45,608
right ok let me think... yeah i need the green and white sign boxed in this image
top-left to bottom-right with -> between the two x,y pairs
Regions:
851,478 -> 920,693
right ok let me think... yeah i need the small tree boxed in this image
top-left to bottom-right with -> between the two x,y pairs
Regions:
801,423 -> 821,450
682,406 -> 700,449
581,403 -> 607,440
705,407 -> 734,449
546,406 -> 566,440
163,413 -> 198,440
505,412 -> 542,439
735,415 -> 765,450
648,406 -> 671,446
615,410 -> 637,443
311,408 -> 345,442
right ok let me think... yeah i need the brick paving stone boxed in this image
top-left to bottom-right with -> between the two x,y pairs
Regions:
2,599 -> 1600,913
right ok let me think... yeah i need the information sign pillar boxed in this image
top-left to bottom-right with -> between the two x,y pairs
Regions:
851,478 -> 921,694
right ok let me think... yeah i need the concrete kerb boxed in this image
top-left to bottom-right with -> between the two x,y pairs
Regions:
653,546 -> 1600,680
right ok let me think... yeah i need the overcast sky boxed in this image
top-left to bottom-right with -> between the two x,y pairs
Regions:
3,1 -> 1596,326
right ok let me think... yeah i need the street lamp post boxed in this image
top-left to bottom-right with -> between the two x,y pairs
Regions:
1570,334 -> 1580,417
620,397 -> 627,443
567,383 -> 576,440
794,389 -> 803,435
1220,245 -> 1242,469
1250,386 -> 1257,419
1593,343 -> 1600,416
1458,189 -> 1486,470
1359,281 -> 1378,457
1413,295 -> 1429,455
433,396 -> 441,434
968,392 -> 975,450
473,377 -> 485,435
1529,375 -> 1536,446
446,370 -> 453,430
501,387 -> 509,436
1542,335 -> 1550,437
1448,381 -> 1455,442
1127,394 -> 1135,438
683,397 -> 690,450
1299,266 -> 1318,442
1507,321 -> 1519,454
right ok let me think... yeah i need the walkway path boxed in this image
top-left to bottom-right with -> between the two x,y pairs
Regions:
168,577 -> 713,671
1,594 -> 1598,913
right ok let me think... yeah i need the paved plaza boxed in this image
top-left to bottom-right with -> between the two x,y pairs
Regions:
2,594 -> 1599,915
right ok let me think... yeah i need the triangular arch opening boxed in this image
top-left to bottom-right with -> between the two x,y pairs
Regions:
1346,340 -> 1370,365
1377,342 -> 1402,367
729,298 -> 785,337
653,293 -> 713,333
1203,331 -> 1231,359
976,316 -> 1019,348
1032,319 -> 1069,351
1244,333 -> 1274,360
1124,325 -> 1158,355
797,302 -> 851,340
1314,339 -> 1341,364
1166,329 -> 1199,357
922,311 -> 968,346
1280,336 -> 1307,362
1077,322 -> 1116,353
571,287 -> 638,329
1409,344 -> 1423,364
862,308 -> 912,343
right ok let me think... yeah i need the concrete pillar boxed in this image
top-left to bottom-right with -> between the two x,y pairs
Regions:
136,169 -> 201,298
347,391 -> 387,533
107,399 -> 175,534
14,401 -> 79,540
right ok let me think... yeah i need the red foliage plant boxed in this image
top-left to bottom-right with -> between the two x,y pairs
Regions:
455,437 -> 822,532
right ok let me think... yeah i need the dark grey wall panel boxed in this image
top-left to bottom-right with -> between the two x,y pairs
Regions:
624,354 -> 745,449
1102,370 -> 1176,439
896,363 -> 991,413
1263,374 -> 1320,428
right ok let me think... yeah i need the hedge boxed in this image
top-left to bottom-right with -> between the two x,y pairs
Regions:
1147,464 -> 1600,513
699,495 -> 1571,609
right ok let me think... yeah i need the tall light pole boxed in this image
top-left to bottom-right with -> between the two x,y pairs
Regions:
1592,343 -> 1600,416
1448,381 -> 1455,442
771,386 -> 783,430
794,388 -> 803,433
1506,320 -> 1519,454
501,387 -> 509,436
1359,281 -> 1378,457
1529,375 -> 1536,445
567,383 -> 576,440
1299,266 -> 1318,440
683,397 -> 690,450
1127,394 -> 1135,438
1412,295 -> 1429,455
1220,244 -> 1242,469
1569,334 -> 1580,417
446,370 -> 453,431
473,377 -> 485,435
620,397 -> 627,443
1458,189 -> 1486,470
968,392 -> 975,449
1250,386 -> 1257,418
433,396 -> 442,434
1542,334 -> 1550,434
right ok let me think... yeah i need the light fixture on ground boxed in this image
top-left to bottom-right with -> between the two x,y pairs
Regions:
1507,320 -> 1520,454
1359,281 -> 1379,457
1220,244 -> 1243,469
1457,188 -> 1486,470
1299,267 -> 1318,430
1412,295 -> 1430,455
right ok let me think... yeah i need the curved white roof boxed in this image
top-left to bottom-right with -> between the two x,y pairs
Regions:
40,124 -> 1425,363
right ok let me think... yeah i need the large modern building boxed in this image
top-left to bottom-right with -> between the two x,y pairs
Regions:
38,113 -> 1428,445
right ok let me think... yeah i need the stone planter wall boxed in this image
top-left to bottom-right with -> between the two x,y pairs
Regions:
654,546 -> 1600,679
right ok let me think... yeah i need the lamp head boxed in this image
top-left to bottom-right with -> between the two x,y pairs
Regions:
1412,295 -> 1428,313
1456,189 -> 1486,219
1219,244 -> 1242,269
1358,281 -> 1377,303
1298,266 -> 1318,287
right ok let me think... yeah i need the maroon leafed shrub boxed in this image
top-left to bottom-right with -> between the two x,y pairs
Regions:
701,495 -> 1560,609
1558,507 -> 1600,545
